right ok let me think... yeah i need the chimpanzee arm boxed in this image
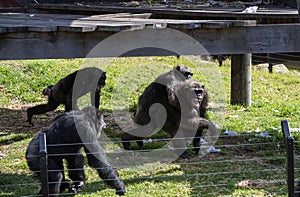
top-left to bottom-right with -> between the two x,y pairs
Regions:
84,144 -> 126,195
94,89 -> 101,109
65,91 -> 79,112
90,89 -> 101,109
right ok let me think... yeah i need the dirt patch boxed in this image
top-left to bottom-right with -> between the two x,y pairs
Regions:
0,101 -> 63,134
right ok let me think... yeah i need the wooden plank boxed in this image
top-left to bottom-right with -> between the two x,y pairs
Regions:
167,22 -> 202,29
1,24 -> 300,60
58,25 -> 97,32
0,13 -> 257,32
28,4 -> 300,19
98,13 -> 152,19
0,16 -> 144,32
188,24 -> 300,55
200,21 -> 231,28
0,13 -> 255,27
0,27 -> 7,33
95,23 -> 143,32
27,26 -> 58,32
0,24 -> 27,33
0,12 -> 151,23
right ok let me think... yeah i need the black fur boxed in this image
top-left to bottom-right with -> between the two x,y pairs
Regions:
122,65 -> 209,158
26,67 -> 106,126
26,106 -> 125,196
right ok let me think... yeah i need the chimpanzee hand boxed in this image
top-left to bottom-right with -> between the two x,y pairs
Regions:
198,118 -> 210,129
25,118 -> 34,126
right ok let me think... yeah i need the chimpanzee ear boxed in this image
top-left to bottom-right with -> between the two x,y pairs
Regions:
175,65 -> 181,71
96,109 -> 103,120
202,85 -> 205,89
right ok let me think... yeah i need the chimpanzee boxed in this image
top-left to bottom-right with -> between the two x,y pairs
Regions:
154,64 -> 193,85
26,106 -> 126,196
122,78 -> 210,158
26,67 -> 106,126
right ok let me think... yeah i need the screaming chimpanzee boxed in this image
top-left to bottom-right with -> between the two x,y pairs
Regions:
26,67 -> 106,126
26,106 -> 126,196
121,64 -> 193,149
122,77 -> 210,158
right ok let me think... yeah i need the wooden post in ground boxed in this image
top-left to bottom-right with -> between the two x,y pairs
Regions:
230,54 -> 252,106
297,0 -> 300,22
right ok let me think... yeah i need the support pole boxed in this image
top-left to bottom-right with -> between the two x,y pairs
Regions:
297,0 -> 300,22
281,120 -> 295,197
267,53 -> 273,73
230,54 -> 252,106
39,133 -> 49,197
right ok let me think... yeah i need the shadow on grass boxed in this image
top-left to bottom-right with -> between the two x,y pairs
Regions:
0,107 -> 63,134
0,172 -> 39,197
0,133 -> 31,146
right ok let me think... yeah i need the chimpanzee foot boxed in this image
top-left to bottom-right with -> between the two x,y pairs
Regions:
69,181 -> 85,194
60,179 -> 71,192
179,151 -> 193,159
136,140 -> 144,148
116,188 -> 126,196
121,140 -> 131,150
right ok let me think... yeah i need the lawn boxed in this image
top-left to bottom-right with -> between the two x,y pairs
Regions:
0,56 -> 299,196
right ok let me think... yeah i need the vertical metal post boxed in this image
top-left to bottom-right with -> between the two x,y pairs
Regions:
39,133 -> 49,197
281,120 -> 295,197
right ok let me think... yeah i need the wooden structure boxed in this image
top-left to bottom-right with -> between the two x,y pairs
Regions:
27,3 -> 300,23
0,12 -> 300,106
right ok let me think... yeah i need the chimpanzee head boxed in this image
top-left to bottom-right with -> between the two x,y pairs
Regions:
174,64 -> 193,79
42,85 -> 53,97
168,79 -> 206,110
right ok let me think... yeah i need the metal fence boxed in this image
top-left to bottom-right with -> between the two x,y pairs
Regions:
0,120 -> 298,196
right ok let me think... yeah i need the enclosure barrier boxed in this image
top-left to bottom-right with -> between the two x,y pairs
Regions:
281,120 -> 295,197
39,133 -> 49,197
32,121 -> 299,196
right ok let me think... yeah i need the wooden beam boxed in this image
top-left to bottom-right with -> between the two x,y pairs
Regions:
1,24 -> 300,60
28,4 -> 300,20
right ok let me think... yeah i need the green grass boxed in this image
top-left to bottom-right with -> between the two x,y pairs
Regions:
0,56 -> 299,196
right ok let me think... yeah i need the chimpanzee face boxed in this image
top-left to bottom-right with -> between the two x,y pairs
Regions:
187,83 -> 205,109
184,71 -> 193,79
175,64 -> 193,79
194,86 -> 204,100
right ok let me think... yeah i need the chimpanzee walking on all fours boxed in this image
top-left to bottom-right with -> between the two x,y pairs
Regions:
26,67 -> 106,126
